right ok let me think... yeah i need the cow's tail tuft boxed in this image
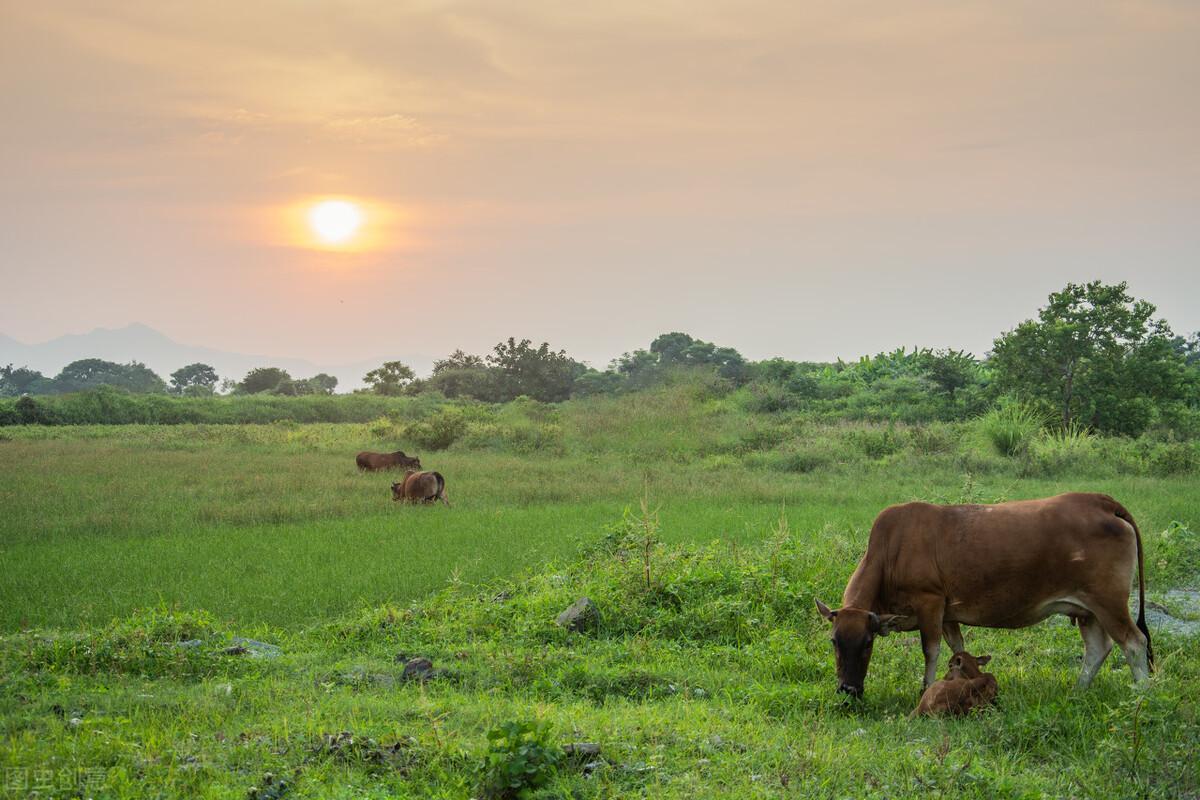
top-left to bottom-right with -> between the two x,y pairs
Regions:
1115,502 -> 1154,670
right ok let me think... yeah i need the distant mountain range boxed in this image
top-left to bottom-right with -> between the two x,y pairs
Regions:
0,324 -> 434,392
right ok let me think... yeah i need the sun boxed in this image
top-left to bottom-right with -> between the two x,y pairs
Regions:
307,200 -> 364,245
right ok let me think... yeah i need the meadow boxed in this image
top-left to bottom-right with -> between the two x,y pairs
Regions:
1,385 -> 1198,798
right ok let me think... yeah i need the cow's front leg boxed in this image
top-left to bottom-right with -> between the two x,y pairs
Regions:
916,600 -> 946,690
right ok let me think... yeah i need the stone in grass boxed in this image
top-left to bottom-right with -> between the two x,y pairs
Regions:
401,657 -> 454,683
556,597 -> 600,633
222,637 -> 283,658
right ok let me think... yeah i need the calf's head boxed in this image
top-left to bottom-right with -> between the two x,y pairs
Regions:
391,482 -> 404,501
946,651 -> 992,680
815,599 -> 903,697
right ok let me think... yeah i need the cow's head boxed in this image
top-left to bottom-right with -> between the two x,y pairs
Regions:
946,651 -> 991,680
815,599 -> 903,697
391,482 -> 404,501
408,457 -> 422,469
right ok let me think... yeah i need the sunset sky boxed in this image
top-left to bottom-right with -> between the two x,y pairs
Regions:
2,1 -> 1198,370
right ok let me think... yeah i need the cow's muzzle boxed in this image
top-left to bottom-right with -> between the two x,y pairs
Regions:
837,682 -> 863,698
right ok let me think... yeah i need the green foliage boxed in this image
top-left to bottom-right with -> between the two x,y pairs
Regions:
487,338 -> 582,403
405,407 -> 468,450
1152,521 -> 1199,583
0,364 -> 50,396
976,403 -> 1045,457
991,281 -> 1189,434
477,721 -> 562,799
362,360 -> 415,396
49,358 -> 167,394
169,363 -> 219,395
238,366 -> 291,394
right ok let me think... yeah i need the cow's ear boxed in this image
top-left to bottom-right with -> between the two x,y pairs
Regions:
815,599 -> 837,621
874,613 -> 904,635
976,654 -> 991,666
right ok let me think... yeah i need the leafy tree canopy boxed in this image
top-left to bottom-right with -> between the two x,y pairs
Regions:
363,361 -> 415,396
238,367 -> 292,395
170,363 -> 219,396
990,281 -> 1189,434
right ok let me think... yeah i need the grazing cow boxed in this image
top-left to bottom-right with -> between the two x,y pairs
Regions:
356,450 -> 421,471
391,471 -> 450,507
910,651 -> 998,718
816,492 -> 1151,697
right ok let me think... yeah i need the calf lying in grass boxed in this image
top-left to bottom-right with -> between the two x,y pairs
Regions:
910,651 -> 997,718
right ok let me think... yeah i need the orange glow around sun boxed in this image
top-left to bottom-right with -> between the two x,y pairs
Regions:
276,196 -> 398,253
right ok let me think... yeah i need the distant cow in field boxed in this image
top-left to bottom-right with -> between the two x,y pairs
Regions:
356,450 -> 421,471
910,651 -> 998,718
816,492 -> 1152,697
392,471 -> 450,507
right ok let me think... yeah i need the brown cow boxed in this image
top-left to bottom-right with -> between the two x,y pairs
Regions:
391,470 -> 450,507
356,450 -> 421,471
910,651 -> 997,718
816,492 -> 1151,697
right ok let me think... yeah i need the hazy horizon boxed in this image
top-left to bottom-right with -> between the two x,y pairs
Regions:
3,2 -> 1198,369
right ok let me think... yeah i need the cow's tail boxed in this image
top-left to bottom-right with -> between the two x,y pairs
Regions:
433,472 -> 450,507
1114,502 -> 1153,670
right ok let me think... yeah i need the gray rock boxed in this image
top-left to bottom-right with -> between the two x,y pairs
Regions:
401,657 -> 436,682
556,597 -> 600,633
339,668 -> 397,689
225,637 -> 283,658
563,742 -> 601,758
174,639 -> 204,649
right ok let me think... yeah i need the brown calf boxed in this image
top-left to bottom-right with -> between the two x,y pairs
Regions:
391,470 -> 450,507
357,450 -> 421,471
910,651 -> 998,718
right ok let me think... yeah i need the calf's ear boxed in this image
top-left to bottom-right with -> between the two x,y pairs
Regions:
874,613 -> 904,635
815,599 -> 837,621
976,654 -> 991,666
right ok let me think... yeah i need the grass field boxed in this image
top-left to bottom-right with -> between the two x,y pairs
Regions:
1,395 -> 1198,798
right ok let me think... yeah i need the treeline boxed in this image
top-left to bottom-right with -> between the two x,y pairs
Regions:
3,281 -> 1199,436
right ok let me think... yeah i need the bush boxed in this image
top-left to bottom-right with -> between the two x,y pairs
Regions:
849,423 -> 907,459
405,408 -> 467,450
1151,442 -> 1199,476
477,721 -> 562,799
976,403 -> 1044,457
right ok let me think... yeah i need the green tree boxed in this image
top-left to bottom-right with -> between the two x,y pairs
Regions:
919,349 -> 980,400
237,367 -> 291,394
54,359 -> 166,394
363,361 -> 415,396
306,373 -> 338,395
169,363 -> 219,396
487,338 -> 582,402
432,349 -> 485,374
990,281 -> 1188,433
0,364 -> 50,396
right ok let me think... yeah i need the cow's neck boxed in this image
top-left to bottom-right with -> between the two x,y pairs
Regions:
842,549 -> 885,611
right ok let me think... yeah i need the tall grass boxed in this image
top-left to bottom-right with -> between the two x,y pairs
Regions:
975,403 -> 1045,457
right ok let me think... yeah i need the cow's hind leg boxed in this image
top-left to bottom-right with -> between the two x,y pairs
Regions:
1076,613 -> 1113,689
1087,599 -> 1150,684
942,622 -> 965,654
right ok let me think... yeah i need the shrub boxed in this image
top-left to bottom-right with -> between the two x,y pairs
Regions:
405,407 -> 467,450
1153,521 -> 1199,584
477,721 -> 562,799
849,423 -> 907,459
975,403 -> 1044,457
1151,442 -> 1199,476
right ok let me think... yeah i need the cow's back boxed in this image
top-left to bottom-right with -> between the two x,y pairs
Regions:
875,493 -> 1138,628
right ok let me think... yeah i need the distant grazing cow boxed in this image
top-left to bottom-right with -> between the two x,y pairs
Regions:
816,492 -> 1152,697
391,471 -> 450,507
910,651 -> 998,718
356,450 -> 421,471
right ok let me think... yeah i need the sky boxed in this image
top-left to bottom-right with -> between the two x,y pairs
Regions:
2,1 -> 1198,370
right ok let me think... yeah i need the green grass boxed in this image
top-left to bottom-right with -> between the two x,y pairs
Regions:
1,396 -> 1198,798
